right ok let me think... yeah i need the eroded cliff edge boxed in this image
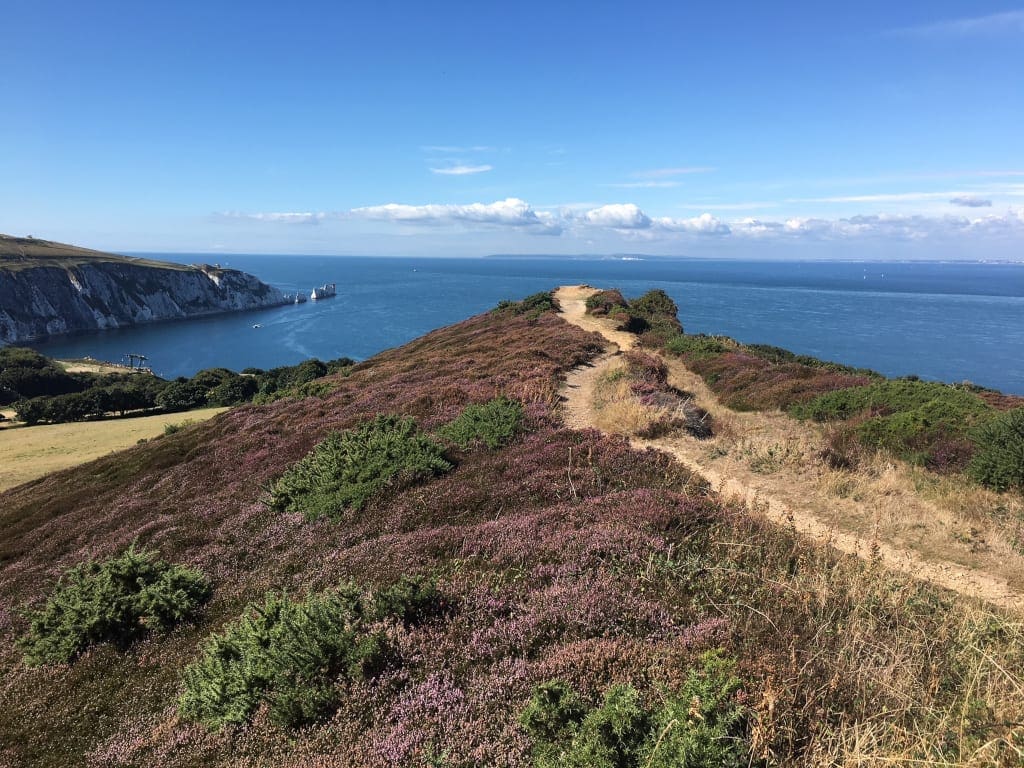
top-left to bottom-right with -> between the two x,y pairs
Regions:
0,235 -> 288,344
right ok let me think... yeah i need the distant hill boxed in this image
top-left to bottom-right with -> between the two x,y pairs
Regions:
0,235 -> 287,344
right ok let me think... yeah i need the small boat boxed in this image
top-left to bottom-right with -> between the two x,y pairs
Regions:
253,324 -> 262,329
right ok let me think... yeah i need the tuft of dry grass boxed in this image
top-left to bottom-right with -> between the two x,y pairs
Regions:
590,363 -> 662,435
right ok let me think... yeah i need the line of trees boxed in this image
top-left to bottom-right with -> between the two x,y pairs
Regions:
1,347 -> 353,426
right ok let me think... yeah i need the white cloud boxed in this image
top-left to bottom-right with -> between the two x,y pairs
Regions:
653,213 -> 731,235
222,198 -> 1024,246
582,203 -> 651,229
351,198 -> 561,234
787,191 -> 962,204
950,195 -> 993,208
219,211 -> 329,225
430,164 -> 494,176
893,10 -> 1024,37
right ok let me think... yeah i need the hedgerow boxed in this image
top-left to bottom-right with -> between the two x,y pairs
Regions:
19,544 -> 211,666
439,396 -> 525,450
521,650 -> 747,768
270,414 -> 453,520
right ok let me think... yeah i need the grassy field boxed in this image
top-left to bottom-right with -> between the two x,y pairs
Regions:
0,407 -> 228,492
56,358 -> 137,374
0,234 -> 195,273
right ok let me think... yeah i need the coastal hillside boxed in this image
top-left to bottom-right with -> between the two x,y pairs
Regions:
0,235 -> 287,344
0,293 -> 1022,767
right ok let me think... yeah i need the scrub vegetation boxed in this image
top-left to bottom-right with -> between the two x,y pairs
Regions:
631,295 -> 1024,487
1,346 -> 352,426
0,292 -> 1022,767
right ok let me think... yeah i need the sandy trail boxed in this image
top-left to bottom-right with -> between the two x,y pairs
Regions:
555,285 -> 1022,611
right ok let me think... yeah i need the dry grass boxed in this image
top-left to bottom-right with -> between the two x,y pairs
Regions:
56,358 -> 134,375
647,353 -> 1024,592
588,361 -> 686,437
780,568 -> 1024,766
0,407 -> 228,492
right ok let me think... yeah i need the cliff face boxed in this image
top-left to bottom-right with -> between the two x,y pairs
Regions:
0,236 -> 288,344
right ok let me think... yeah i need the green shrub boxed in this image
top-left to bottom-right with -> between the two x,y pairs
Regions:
665,334 -> 730,361
19,544 -> 211,665
791,380 -> 994,468
791,380 -> 988,423
520,680 -> 587,751
270,414 -> 452,520
629,289 -> 678,321
371,575 -> 445,626
494,291 -> 558,318
969,408 -> 1024,491
521,650 -> 747,768
626,290 -> 683,344
585,289 -> 629,316
163,419 -> 195,436
189,367 -> 236,391
207,375 -> 259,406
155,380 -> 208,412
179,585 -> 388,729
0,347 -> 84,405
438,396 -> 525,450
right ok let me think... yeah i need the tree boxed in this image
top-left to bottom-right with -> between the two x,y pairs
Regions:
156,380 -> 207,412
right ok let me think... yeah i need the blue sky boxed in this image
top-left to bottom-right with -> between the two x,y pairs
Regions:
2,1 -> 1023,258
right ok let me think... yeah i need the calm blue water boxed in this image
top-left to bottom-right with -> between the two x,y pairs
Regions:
27,255 -> 1024,395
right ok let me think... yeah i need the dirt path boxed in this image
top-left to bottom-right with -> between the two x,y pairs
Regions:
555,285 -> 1022,611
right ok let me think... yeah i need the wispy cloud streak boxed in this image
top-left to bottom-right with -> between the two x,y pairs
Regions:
891,10 -> 1024,37
430,164 -> 494,176
950,196 -> 993,208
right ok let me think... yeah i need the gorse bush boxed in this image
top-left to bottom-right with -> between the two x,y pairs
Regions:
179,585 -> 389,729
521,650 -> 747,768
626,290 -> 684,344
791,380 -> 994,468
19,544 -> 211,666
628,289 -> 679,322
664,334 -> 731,360
371,574 -> 447,626
438,395 -> 525,450
969,408 -> 1024,491
180,577 -> 444,729
270,414 -> 452,520
790,379 -> 990,424
495,291 -> 558,318
584,289 -> 629,316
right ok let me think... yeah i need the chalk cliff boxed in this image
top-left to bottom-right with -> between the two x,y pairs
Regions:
0,235 -> 288,344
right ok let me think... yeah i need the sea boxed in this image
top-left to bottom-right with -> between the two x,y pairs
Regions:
26,255 -> 1024,396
